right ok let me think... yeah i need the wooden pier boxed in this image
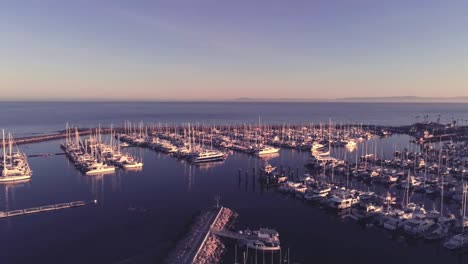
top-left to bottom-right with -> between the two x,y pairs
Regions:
0,200 -> 96,219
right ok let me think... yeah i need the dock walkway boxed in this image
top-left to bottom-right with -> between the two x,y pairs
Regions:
0,200 -> 96,219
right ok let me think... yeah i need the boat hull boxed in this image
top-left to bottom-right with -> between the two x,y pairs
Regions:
0,175 -> 32,182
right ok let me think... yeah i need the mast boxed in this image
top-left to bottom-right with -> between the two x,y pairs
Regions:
2,129 -> 6,175
9,133 -> 12,159
440,150 -> 444,215
461,183 -> 468,235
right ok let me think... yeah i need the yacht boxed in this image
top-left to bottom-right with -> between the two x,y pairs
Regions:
84,162 -> 116,175
255,146 -> 280,156
346,139 -> 358,148
240,228 -> 281,251
402,214 -> 435,236
245,240 -> 281,251
191,150 -> 225,163
311,142 -> 325,151
304,184 -> 332,201
121,159 -> 143,169
113,154 -> 143,169
328,195 -> 360,210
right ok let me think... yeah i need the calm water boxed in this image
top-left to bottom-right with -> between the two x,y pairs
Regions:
1,102 -> 468,264
2,101 -> 468,135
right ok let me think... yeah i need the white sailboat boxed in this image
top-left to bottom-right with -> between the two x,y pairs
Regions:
0,130 -> 32,183
443,183 -> 468,250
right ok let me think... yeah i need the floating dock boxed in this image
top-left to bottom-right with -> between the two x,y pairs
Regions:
0,200 -> 96,219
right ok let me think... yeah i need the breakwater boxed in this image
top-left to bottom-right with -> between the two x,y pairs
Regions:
164,206 -> 238,264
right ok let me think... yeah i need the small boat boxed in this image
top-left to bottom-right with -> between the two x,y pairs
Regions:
443,234 -> 468,250
255,146 -> 280,156
264,162 -> 276,174
239,228 -> 281,251
383,217 -> 403,231
245,240 -> 281,251
423,223 -> 449,240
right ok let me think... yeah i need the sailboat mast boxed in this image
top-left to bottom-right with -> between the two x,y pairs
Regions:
9,133 -> 12,159
2,129 -> 5,170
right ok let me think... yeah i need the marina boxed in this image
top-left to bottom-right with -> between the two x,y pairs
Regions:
4,0 -> 468,262
1,103 -> 468,264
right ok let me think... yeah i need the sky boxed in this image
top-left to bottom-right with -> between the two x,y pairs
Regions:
1,0 -> 468,101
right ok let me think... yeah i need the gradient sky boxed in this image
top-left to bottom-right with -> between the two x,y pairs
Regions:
1,0 -> 468,100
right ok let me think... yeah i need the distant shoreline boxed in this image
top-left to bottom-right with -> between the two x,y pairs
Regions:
1,96 -> 468,103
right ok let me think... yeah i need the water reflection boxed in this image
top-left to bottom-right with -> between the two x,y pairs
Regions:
195,161 -> 225,170
259,153 -> 280,161
84,171 -> 123,203
0,181 -> 31,210
183,163 -> 195,191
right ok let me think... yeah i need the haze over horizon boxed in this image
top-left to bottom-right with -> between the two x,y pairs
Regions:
2,1 -> 468,101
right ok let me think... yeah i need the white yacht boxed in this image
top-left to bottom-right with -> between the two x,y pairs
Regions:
241,228 -> 281,251
245,240 -> 281,251
255,146 -> 280,156
328,195 -> 360,210
192,150 -> 225,163
113,154 -> 143,169
346,139 -> 358,148
311,142 -> 325,151
84,162 -> 116,175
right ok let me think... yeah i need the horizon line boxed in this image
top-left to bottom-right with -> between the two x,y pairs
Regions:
1,96 -> 468,103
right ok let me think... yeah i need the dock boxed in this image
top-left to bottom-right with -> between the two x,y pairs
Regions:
211,229 -> 252,241
27,152 -> 66,158
0,200 -> 96,219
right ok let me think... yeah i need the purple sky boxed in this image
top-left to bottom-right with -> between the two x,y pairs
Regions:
1,0 -> 468,100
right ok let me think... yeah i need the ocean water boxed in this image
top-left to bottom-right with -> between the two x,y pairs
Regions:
1,101 -> 468,136
0,102 -> 468,264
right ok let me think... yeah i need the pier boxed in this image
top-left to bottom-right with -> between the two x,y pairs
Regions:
0,200 -> 96,219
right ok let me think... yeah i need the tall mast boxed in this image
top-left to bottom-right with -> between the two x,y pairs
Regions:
440,150 -> 444,215
2,129 -> 6,171
9,133 -> 12,159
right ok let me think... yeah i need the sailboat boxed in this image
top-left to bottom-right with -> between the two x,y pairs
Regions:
443,183 -> 468,250
0,130 -> 33,182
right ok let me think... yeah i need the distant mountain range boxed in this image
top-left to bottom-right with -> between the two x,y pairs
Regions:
235,96 -> 468,103
336,96 -> 468,102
